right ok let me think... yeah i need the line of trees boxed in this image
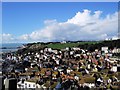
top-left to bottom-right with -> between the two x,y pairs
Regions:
78,39 -> 120,52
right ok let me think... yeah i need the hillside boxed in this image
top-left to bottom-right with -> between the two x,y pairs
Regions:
16,39 -> 120,55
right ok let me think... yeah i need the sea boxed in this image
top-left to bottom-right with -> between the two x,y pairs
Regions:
0,43 -> 24,53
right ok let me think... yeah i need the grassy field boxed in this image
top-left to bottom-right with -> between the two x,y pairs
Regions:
46,41 -> 100,49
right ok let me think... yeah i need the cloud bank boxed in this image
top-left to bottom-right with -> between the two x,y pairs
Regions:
2,9 -> 118,43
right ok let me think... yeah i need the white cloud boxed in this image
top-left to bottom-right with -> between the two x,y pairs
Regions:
1,33 -> 15,43
19,34 -> 29,41
112,35 -> 119,40
67,9 -> 102,25
2,9 -> 118,43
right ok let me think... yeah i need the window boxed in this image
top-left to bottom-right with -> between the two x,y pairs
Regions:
25,83 -> 27,88
33,84 -> 35,87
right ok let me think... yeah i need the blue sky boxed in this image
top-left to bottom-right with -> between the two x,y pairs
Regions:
2,2 -> 118,43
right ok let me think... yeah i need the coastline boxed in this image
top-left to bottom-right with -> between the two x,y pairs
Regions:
0,43 -> 24,53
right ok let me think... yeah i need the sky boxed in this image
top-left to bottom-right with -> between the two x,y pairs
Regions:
2,2 -> 119,43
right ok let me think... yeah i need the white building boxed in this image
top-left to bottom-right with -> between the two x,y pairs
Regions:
110,66 -> 117,72
80,83 -> 95,88
101,47 -> 108,53
17,81 -> 41,89
61,41 -> 67,44
72,47 -> 80,51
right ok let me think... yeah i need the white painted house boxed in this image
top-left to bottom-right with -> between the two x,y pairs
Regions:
110,66 -> 117,72
17,81 -> 41,89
